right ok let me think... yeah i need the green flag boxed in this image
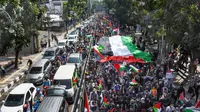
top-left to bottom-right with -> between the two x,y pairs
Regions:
97,45 -> 104,52
87,35 -> 93,38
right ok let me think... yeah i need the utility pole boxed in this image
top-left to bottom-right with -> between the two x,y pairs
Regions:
88,0 -> 91,16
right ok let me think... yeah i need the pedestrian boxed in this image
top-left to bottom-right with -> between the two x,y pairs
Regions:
27,59 -> 33,70
0,65 -> 5,77
51,34 -> 54,41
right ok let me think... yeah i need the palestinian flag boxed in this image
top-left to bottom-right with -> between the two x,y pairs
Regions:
119,65 -> 127,71
103,96 -> 108,106
98,36 -> 152,62
129,79 -> 138,86
94,45 -> 105,59
73,69 -> 78,86
129,65 -> 140,73
87,35 -> 93,38
153,102 -> 161,112
98,79 -> 103,90
84,89 -> 90,112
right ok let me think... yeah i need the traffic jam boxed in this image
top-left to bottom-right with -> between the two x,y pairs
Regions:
0,15 -> 94,112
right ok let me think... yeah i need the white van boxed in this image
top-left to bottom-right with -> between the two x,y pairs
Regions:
53,65 -> 77,103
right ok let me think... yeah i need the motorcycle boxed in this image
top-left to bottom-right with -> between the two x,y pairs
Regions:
33,100 -> 41,112
42,86 -> 49,96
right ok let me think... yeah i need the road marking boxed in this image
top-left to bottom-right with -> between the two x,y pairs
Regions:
0,52 -> 42,84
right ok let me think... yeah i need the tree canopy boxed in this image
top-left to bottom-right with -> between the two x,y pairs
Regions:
104,0 -> 200,59
0,0 -> 46,68
63,0 -> 88,21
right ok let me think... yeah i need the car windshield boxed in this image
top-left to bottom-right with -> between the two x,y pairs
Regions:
4,94 -> 24,106
70,31 -> 76,35
46,88 -> 66,96
68,37 -> 75,39
67,57 -> 80,63
58,42 -> 65,46
44,51 -> 54,57
29,67 -> 42,74
54,80 -> 72,89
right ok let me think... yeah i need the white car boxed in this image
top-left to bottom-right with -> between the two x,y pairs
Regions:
67,30 -> 79,44
1,83 -> 36,112
58,39 -> 67,49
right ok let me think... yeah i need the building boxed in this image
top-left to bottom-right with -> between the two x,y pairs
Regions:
41,0 -> 66,16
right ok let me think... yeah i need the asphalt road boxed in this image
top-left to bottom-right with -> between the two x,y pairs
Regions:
0,76 -> 73,111
0,31 -> 75,111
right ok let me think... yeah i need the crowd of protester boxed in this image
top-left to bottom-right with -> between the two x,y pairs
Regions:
82,13 -> 200,112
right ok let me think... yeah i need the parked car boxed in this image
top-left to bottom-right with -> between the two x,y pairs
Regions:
42,47 -> 60,61
27,59 -> 52,85
46,85 -> 74,104
58,40 -> 67,49
1,83 -> 36,112
37,96 -> 69,112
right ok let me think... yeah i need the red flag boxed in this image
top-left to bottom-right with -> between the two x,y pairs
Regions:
154,102 -> 161,109
103,96 -> 108,105
179,92 -> 184,101
84,89 -> 90,112
109,108 -> 115,112
195,100 -> 200,108
113,64 -> 120,72
109,21 -> 112,27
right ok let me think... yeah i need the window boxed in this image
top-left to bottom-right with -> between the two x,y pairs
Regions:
4,94 -> 24,106
29,67 -> 42,74
54,80 -> 72,89
46,89 -> 65,96
29,87 -> 35,93
59,100 -> 65,112
25,91 -> 31,101
58,42 -> 65,46
67,57 -> 80,63
43,61 -> 49,71
44,51 -> 55,57
56,48 -> 59,54
68,37 -> 75,39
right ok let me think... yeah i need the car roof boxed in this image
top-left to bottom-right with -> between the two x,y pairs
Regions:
45,47 -> 58,51
69,53 -> 80,58
48,85 -> 66,90
33,59 -> 48,67
58,40 -> 67,43
10,83 -> 34,94
54,65 -> 75,79
37,96 -> 65,112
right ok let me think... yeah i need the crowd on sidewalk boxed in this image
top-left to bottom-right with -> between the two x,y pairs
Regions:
82,13 -> 200,112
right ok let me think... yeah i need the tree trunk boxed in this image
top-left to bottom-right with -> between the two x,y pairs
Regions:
15,50 -> 19,69
190,50 -> 197,76
32,36 -> 36,53
35,36 -> 39,53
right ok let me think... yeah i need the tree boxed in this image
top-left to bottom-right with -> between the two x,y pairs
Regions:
9,22 -> 26,68
103,0 -> 147,26
0,0 -> 45,68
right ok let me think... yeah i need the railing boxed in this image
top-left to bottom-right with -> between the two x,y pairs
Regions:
71,38 -> 92,112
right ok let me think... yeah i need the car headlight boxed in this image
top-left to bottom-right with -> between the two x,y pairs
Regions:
17,110 -> 22,112
38,76 -> 42,79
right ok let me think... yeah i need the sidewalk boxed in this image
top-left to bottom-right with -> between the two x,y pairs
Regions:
0,24 -> 81,97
